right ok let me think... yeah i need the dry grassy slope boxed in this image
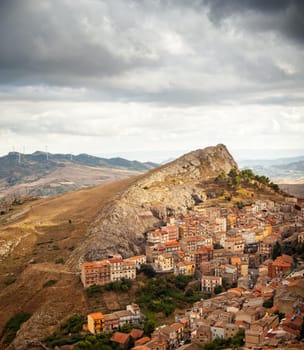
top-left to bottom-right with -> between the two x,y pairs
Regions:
0,163 -> 140,200
0,176 -> 140,348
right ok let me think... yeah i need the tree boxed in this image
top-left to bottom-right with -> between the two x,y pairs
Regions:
139,264 -> 156,278
272,241 -> 282,260
86,284 -> 102,297
236,201 -> 245,209
120,323 -> 132,334
228,168 -> 238,178
270,182 -> 280,192
127,337 -> 135,350
241,169 -> 255,182
263,298 -> 273,309
174,275 -> 191,290
213,243 -> 223,249
1,312 -> 31,345
144,318 -> 155,336
274,310 -> 285,321
214,285 -> 223,294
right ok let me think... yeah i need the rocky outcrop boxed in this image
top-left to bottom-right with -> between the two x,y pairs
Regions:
67,144 -> 237,266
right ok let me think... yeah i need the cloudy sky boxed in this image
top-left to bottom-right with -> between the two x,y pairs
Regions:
0,0 -> 303,161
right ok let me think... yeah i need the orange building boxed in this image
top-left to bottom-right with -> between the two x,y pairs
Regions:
81,261 -> 111,288
161,224 -> 179,242
194,246 -> 214,269
268,254 -> 293,278
87,312 -> 105,334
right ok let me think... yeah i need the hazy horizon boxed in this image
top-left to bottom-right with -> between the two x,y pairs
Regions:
1,146 -> 304,164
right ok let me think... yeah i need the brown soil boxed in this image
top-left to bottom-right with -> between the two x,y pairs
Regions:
0,176 -> 141,346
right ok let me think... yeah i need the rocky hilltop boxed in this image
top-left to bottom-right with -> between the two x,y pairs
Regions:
68,144 -> 237,265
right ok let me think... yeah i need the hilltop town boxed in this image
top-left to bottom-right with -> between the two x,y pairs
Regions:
76,192 -> 304,350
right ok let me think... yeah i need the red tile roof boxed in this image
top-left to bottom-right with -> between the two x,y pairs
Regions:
135,336 -> 151,346
111,332 -> 130,345
130,328 -> 144,339
88,312 -> 104,320
109,258 -> 123,263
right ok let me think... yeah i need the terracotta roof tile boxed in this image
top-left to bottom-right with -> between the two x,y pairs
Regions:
88,312 -> 104,320
111,332 -> 130,345
130,328 -> 144,339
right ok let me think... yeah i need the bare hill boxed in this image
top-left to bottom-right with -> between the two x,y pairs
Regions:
0,151 -> 157,200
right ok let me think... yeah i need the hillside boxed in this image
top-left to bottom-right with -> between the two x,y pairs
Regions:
0,177 -> 140,349
0,144 -> 285,349
0,152 -> 158,200
69,144 -> 239,264
279,184 -> 304,197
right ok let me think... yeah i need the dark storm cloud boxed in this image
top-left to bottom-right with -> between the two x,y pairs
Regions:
0,0 -> 157,86
201,0 -> 304,44
0,0 -> 303,108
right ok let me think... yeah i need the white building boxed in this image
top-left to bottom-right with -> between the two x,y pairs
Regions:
201,275 -> 222,292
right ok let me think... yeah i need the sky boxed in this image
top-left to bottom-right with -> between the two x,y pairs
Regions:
0,0 -> 304,162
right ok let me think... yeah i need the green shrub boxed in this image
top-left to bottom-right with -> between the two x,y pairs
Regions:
0,312 -> 31,345
104,278 -> 132,292
60,314 -> 86,334
43,279 -> 58,287
138,264 -> 156,278
4,277 -> 16,286
214,285 -> 223,294
263,298 -> 274,309
86,284 -> 102,297
55,258 -> 64,264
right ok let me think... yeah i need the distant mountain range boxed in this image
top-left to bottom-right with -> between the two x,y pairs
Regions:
239,155 -> 304,185
0,151 -> 158,199
239,155 -> 304,167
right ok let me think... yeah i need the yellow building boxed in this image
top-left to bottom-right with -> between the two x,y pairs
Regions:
263,224 -> 272,237
256,225 -> 272,242
154,253 -> 174,272
227,215 -> 237,228
185,261 -> 195,275
87,312 -> 105,334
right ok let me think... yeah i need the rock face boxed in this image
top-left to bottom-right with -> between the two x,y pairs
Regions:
67,144 -> 237,267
